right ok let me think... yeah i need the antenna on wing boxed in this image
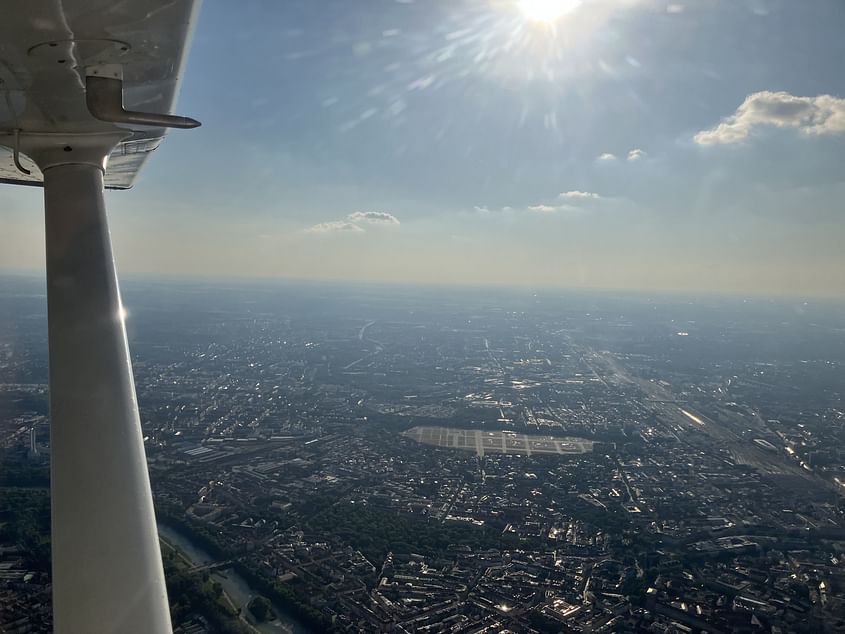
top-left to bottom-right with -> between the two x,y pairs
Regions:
86,65 -> 201,129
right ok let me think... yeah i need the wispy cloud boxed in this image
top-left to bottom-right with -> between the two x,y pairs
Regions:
476,194 -> 597,215
694,91 -> 845,145
560,190 -> 600,199
526,201 -> 588,214
597,152 -> 617,161
305,221 -> 365,234
627,148 -> 646,161
347,211 -> 400,225
306,211 -> 401,234
527,204 -> 561,213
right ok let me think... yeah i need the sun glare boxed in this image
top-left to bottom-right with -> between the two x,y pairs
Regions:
519,0 -> 582,23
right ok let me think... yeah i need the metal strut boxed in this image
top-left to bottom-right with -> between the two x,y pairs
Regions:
44,162 -> 172,634
86,75 -> 201,129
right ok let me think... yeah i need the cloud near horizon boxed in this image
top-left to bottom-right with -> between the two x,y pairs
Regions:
526,203 -> 583,214
305,221 -> 365,234
599,150 -> 645,162
694,91 -> 845,145
527,204 -> 559,213
477,191 -> 599,215
347,211 -> 400,225
306,211 -> 400,234
560,190 -> 600,199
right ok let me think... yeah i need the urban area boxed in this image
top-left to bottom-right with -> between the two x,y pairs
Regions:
2,276 -> 845,633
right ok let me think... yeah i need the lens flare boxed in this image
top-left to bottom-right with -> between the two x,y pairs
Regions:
519,0 -> 583,23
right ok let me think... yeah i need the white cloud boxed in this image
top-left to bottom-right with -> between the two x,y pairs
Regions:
474,199 -> 589,215
347,211 -> 400,225
527,204 -> 561,213
627,148 -> 646,161
527,203 -> 583,214
306,221 -> 364,234
694,91 -> 845,145
597,152 -> 617,161
306,211 -> 401,234
560,190 -> 600,199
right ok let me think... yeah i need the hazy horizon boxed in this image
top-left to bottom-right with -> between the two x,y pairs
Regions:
4,268 -> 845,305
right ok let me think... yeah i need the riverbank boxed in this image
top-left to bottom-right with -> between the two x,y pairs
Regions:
158,524 -> 310,634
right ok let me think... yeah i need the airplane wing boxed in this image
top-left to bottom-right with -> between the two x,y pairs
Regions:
0,135 -> 162,189
0,0 -> 200,189
0,2 -> 202,632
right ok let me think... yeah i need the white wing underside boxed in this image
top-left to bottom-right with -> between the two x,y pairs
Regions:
0,0 -> 199,189
0,137 -> 161,189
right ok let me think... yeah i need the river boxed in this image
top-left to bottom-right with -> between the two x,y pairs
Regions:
158,524 -> 310,634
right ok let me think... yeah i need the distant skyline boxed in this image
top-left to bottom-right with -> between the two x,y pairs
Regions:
2,0 -> 845,296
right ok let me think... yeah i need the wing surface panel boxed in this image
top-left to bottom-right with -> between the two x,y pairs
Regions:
0,0 -> 200,187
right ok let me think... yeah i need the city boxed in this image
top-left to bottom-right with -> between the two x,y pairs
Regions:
1,275 -> 845,633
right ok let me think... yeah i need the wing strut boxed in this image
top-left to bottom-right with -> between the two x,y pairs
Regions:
37,142 -> 173,634
0,2 -> 203,629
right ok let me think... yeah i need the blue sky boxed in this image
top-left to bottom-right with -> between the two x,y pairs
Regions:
3,0 -> 845,295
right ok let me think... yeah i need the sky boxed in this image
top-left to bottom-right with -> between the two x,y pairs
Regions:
2,0 -> 845,296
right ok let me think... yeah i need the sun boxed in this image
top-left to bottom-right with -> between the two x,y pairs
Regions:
519,0 -> 582,23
